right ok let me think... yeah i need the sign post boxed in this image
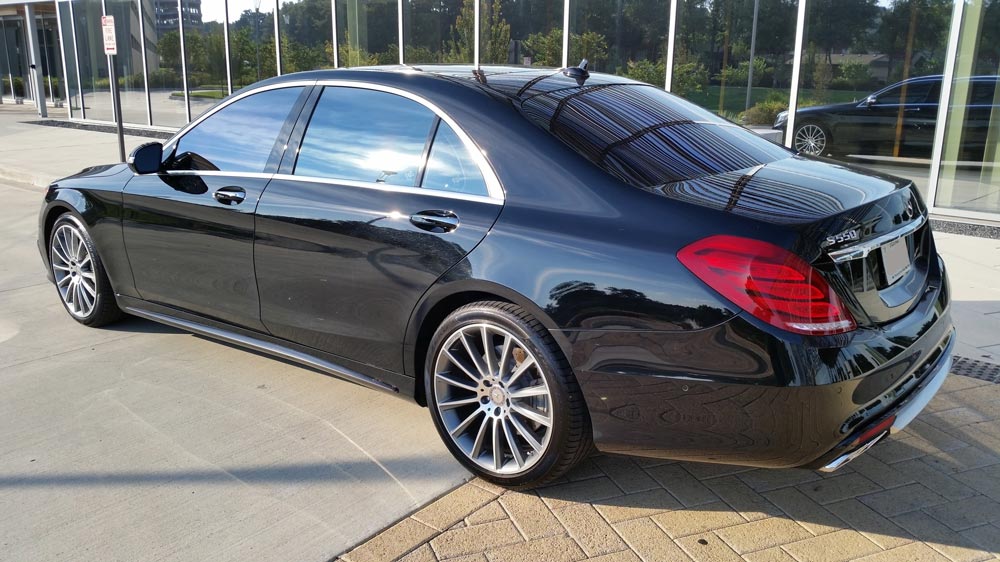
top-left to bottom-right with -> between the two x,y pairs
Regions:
102,16 -> 126,162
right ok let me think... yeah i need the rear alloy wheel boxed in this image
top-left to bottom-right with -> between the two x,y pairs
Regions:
49,214 -> 123,327
426,302 -> 591,489
793,122 -> 830,156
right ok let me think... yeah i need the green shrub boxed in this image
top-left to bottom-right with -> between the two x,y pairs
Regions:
838,60 -> 872,90
622,59 -> 665,86
829,77 -> 853,90
744,98 -> 788,125
147,68 -> 183,89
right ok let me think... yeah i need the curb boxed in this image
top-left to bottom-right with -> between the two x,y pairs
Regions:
0,166 -> 49,189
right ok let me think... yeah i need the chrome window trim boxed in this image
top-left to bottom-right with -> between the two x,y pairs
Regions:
827,214 -> 927,263
308,80 -> 505,201
161,79 -> 505,203
162,80 -> 318,153
160,170 -> 274,180
271,173 -> 503,206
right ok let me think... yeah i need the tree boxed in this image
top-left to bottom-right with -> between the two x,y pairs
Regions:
158,30 -> 181,72
623,59 -> 665,85
807,0 -> 879,60
838,60 -> 872,89
875,0 -> 952,81
522,28 -> 608,68
443,0 -> 510,64
670,45 -> 709,98
337,31 -> 378,68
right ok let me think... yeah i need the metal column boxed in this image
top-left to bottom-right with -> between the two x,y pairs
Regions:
24,3 -> 46,117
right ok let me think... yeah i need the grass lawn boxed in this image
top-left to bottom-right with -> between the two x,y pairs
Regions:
170,89 -> 227,100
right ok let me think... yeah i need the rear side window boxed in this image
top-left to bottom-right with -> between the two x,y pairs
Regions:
421,122 -> 488,196
295,87 -> 436,186
520,84 -> 791,188
171,87 -> 303,173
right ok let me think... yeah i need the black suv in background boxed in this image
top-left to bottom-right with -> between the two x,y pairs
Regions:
774,75 -> 999,159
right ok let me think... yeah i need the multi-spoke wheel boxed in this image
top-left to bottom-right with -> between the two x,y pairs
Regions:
426,301 -> 591,489
48,214 -> 123,327
793,122 -> 830,156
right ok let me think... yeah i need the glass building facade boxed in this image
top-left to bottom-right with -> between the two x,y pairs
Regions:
1,0 -> 998,221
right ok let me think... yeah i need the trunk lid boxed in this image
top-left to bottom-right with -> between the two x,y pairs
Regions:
655,156 -> 932,327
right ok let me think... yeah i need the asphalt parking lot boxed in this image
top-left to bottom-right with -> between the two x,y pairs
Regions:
0,181 -> 468,561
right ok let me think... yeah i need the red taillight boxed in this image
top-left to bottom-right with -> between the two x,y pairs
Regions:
677,235 -> 856,336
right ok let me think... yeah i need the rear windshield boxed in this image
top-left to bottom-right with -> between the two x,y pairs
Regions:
519,84 -> 792,188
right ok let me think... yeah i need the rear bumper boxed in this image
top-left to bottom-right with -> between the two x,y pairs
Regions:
569,282 -> 954,468
810,330 -> 954,471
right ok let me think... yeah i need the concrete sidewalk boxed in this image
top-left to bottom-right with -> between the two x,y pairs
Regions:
0,105 -> 162,188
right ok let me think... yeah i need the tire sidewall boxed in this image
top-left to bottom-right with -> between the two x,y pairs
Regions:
424,304 -> 574,487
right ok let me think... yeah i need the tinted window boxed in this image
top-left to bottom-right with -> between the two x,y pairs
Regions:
520,84 -> 791,188
170,87 -> 303,173
876,81 -> 936,104
295,87 -> 436,186
421,123 -> 488,196
970,80 -> 997,105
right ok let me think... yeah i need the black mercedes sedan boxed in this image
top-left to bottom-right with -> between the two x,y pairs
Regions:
774,74 -> 998,158
38,65 -> 954,489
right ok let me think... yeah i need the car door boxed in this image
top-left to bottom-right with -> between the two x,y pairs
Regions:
961,78 -> 998,160
122,85 -> 311,331
861,80 -> 936,155
253,85 -> 504,374
898,79 -> 940,156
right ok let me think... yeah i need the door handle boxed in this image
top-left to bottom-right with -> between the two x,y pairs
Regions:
213,186 -> 246,205
410,210 -> 460,233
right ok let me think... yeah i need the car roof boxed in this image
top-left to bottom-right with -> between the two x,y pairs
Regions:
262,64 -> 641,103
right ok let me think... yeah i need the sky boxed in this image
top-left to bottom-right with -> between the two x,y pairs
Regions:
201,0 -> 904,28
200,0 -> 265,25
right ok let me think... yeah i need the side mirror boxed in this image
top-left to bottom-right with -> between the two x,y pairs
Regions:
128,142 -> 163,174
864,95 -> 877,107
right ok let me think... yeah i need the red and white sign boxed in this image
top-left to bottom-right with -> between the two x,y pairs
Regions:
101,16 -> 117,55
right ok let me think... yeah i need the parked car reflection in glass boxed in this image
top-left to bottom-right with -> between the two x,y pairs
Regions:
774,75 -> 999,160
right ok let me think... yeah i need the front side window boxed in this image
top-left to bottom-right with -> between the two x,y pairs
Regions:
295,87 -> 437,186
169,87 -> 304,173
421,123 -> 488,196
876,81 -> 936,105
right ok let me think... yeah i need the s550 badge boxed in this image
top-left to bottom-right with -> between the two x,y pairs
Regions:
825,228 -> 860,247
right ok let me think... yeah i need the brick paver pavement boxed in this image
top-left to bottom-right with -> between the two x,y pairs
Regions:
340,374 -> 1000,562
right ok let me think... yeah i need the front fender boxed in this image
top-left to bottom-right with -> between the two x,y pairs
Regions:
38,166 -> 138,298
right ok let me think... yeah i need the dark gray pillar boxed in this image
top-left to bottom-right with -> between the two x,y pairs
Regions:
24,3 -> 47,117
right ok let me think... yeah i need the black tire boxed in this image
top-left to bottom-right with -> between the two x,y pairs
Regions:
424,301 -> 592,489
793,121 -> 834,157
48,214 -> 124,327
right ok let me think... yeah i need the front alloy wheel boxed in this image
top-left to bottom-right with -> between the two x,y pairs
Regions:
794,122 -> 829,156
49,214 -> 123,327
426,301 -> 591,489
51,221 -> 98,318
